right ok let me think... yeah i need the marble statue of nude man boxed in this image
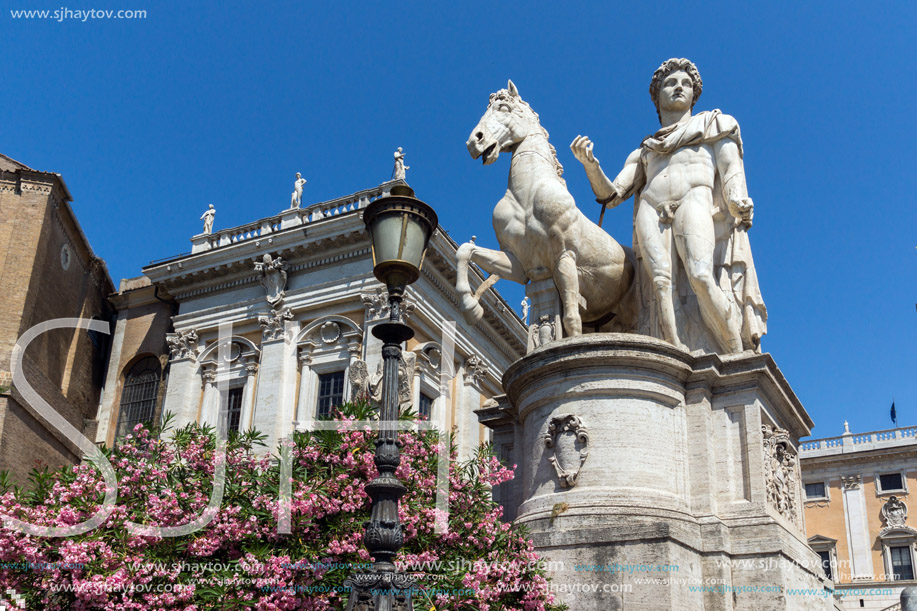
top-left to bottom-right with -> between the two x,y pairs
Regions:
571,58 -> 765,354
290,172 -> 307,209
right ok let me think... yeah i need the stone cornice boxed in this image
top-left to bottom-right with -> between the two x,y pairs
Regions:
800,444 -> 917,469
503,334 -> 812,439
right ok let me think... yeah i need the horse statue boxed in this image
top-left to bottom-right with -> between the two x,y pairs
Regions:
456,80 -> 637,337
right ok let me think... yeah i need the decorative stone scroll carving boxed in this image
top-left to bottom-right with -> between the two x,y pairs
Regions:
258,306 -> 294,341
463,354 -> 487,387
842,474 -> 862,490
882,496 -> 908,530
166,329 -> 199,361
762,424 -> 800,526
254,254 -> 288,306
543,415 -> 589,488
361,287 -> 415,321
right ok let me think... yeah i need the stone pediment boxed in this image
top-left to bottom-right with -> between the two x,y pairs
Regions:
879,525 -> 917,539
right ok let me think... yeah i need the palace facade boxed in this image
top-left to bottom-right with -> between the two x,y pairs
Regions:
802,424 -> 917,610
92,179 -> 526,459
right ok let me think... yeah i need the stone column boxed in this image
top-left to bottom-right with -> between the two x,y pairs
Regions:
457,356 -> 485,461
94,313 -> 128,445
200,369 -> 217,427
252,336 -> 292,453
239,362 -> 258,431
841,474 -> 874,580
294,349 -> 313,425
161,356 -> 201,431
411,365 -> 422,412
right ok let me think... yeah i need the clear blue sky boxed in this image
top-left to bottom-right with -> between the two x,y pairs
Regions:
4,1 -> 915,438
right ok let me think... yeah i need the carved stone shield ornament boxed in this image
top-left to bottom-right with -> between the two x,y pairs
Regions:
543,415 -> 589,488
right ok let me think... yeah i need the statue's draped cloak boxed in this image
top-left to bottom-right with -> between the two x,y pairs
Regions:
631,110 -> 767,351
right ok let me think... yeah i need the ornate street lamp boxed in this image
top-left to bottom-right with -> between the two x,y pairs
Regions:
345,185 -> 438,611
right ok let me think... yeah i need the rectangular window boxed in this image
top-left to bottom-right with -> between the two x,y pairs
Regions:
816,550 -> 833,579
418,393 -> 433,420
225,387 -> 244,433
805,482 -> 827,500
879,473 -> 905,492
317,371 -> 346,418
891,546 -> 915,580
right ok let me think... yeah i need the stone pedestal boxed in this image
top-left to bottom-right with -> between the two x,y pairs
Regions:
279,208 -> 304,229
479,334 -> 838,611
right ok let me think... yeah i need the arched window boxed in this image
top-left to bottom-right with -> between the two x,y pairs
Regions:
115,356 -> 161,439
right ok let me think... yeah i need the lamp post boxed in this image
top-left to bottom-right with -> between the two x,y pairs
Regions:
345,185 -> 438,611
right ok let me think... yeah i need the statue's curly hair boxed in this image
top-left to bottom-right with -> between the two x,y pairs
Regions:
649,58 -> 703,122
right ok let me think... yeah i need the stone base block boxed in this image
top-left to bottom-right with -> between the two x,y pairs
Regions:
479,334 -> 841,611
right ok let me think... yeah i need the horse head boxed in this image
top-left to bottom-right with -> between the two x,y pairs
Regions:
467,80 -> 544,165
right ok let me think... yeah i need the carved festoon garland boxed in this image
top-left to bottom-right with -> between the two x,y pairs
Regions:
258,306 -> 294,340
166,329 -> 199,361
254,254 -> 288,305
543,415 -> 590,488
761,424 -> 801,526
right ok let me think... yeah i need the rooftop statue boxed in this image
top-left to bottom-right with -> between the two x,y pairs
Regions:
392,147 -> 409,181
290,172 -> 307,209
571,58 -> 766,353
200,204 -> 215,235
456,80 -> 637,337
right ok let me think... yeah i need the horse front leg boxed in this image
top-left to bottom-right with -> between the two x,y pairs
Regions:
554,250 -> 584,336
456,241 -> 527,325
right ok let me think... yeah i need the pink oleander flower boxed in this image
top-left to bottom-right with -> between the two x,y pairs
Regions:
0,402 -> 565,611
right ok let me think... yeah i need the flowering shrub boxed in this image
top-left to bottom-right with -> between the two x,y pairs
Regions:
0,402 -> 565,610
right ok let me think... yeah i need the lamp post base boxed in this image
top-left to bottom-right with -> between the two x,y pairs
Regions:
344,571 -> 417,611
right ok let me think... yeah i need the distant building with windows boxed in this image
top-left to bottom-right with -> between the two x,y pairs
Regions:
93,180 -> 526,458
801,423 -> 917,610
0,153 -> 115,485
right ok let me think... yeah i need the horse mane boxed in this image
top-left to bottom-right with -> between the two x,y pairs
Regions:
490,90 -> 566,186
